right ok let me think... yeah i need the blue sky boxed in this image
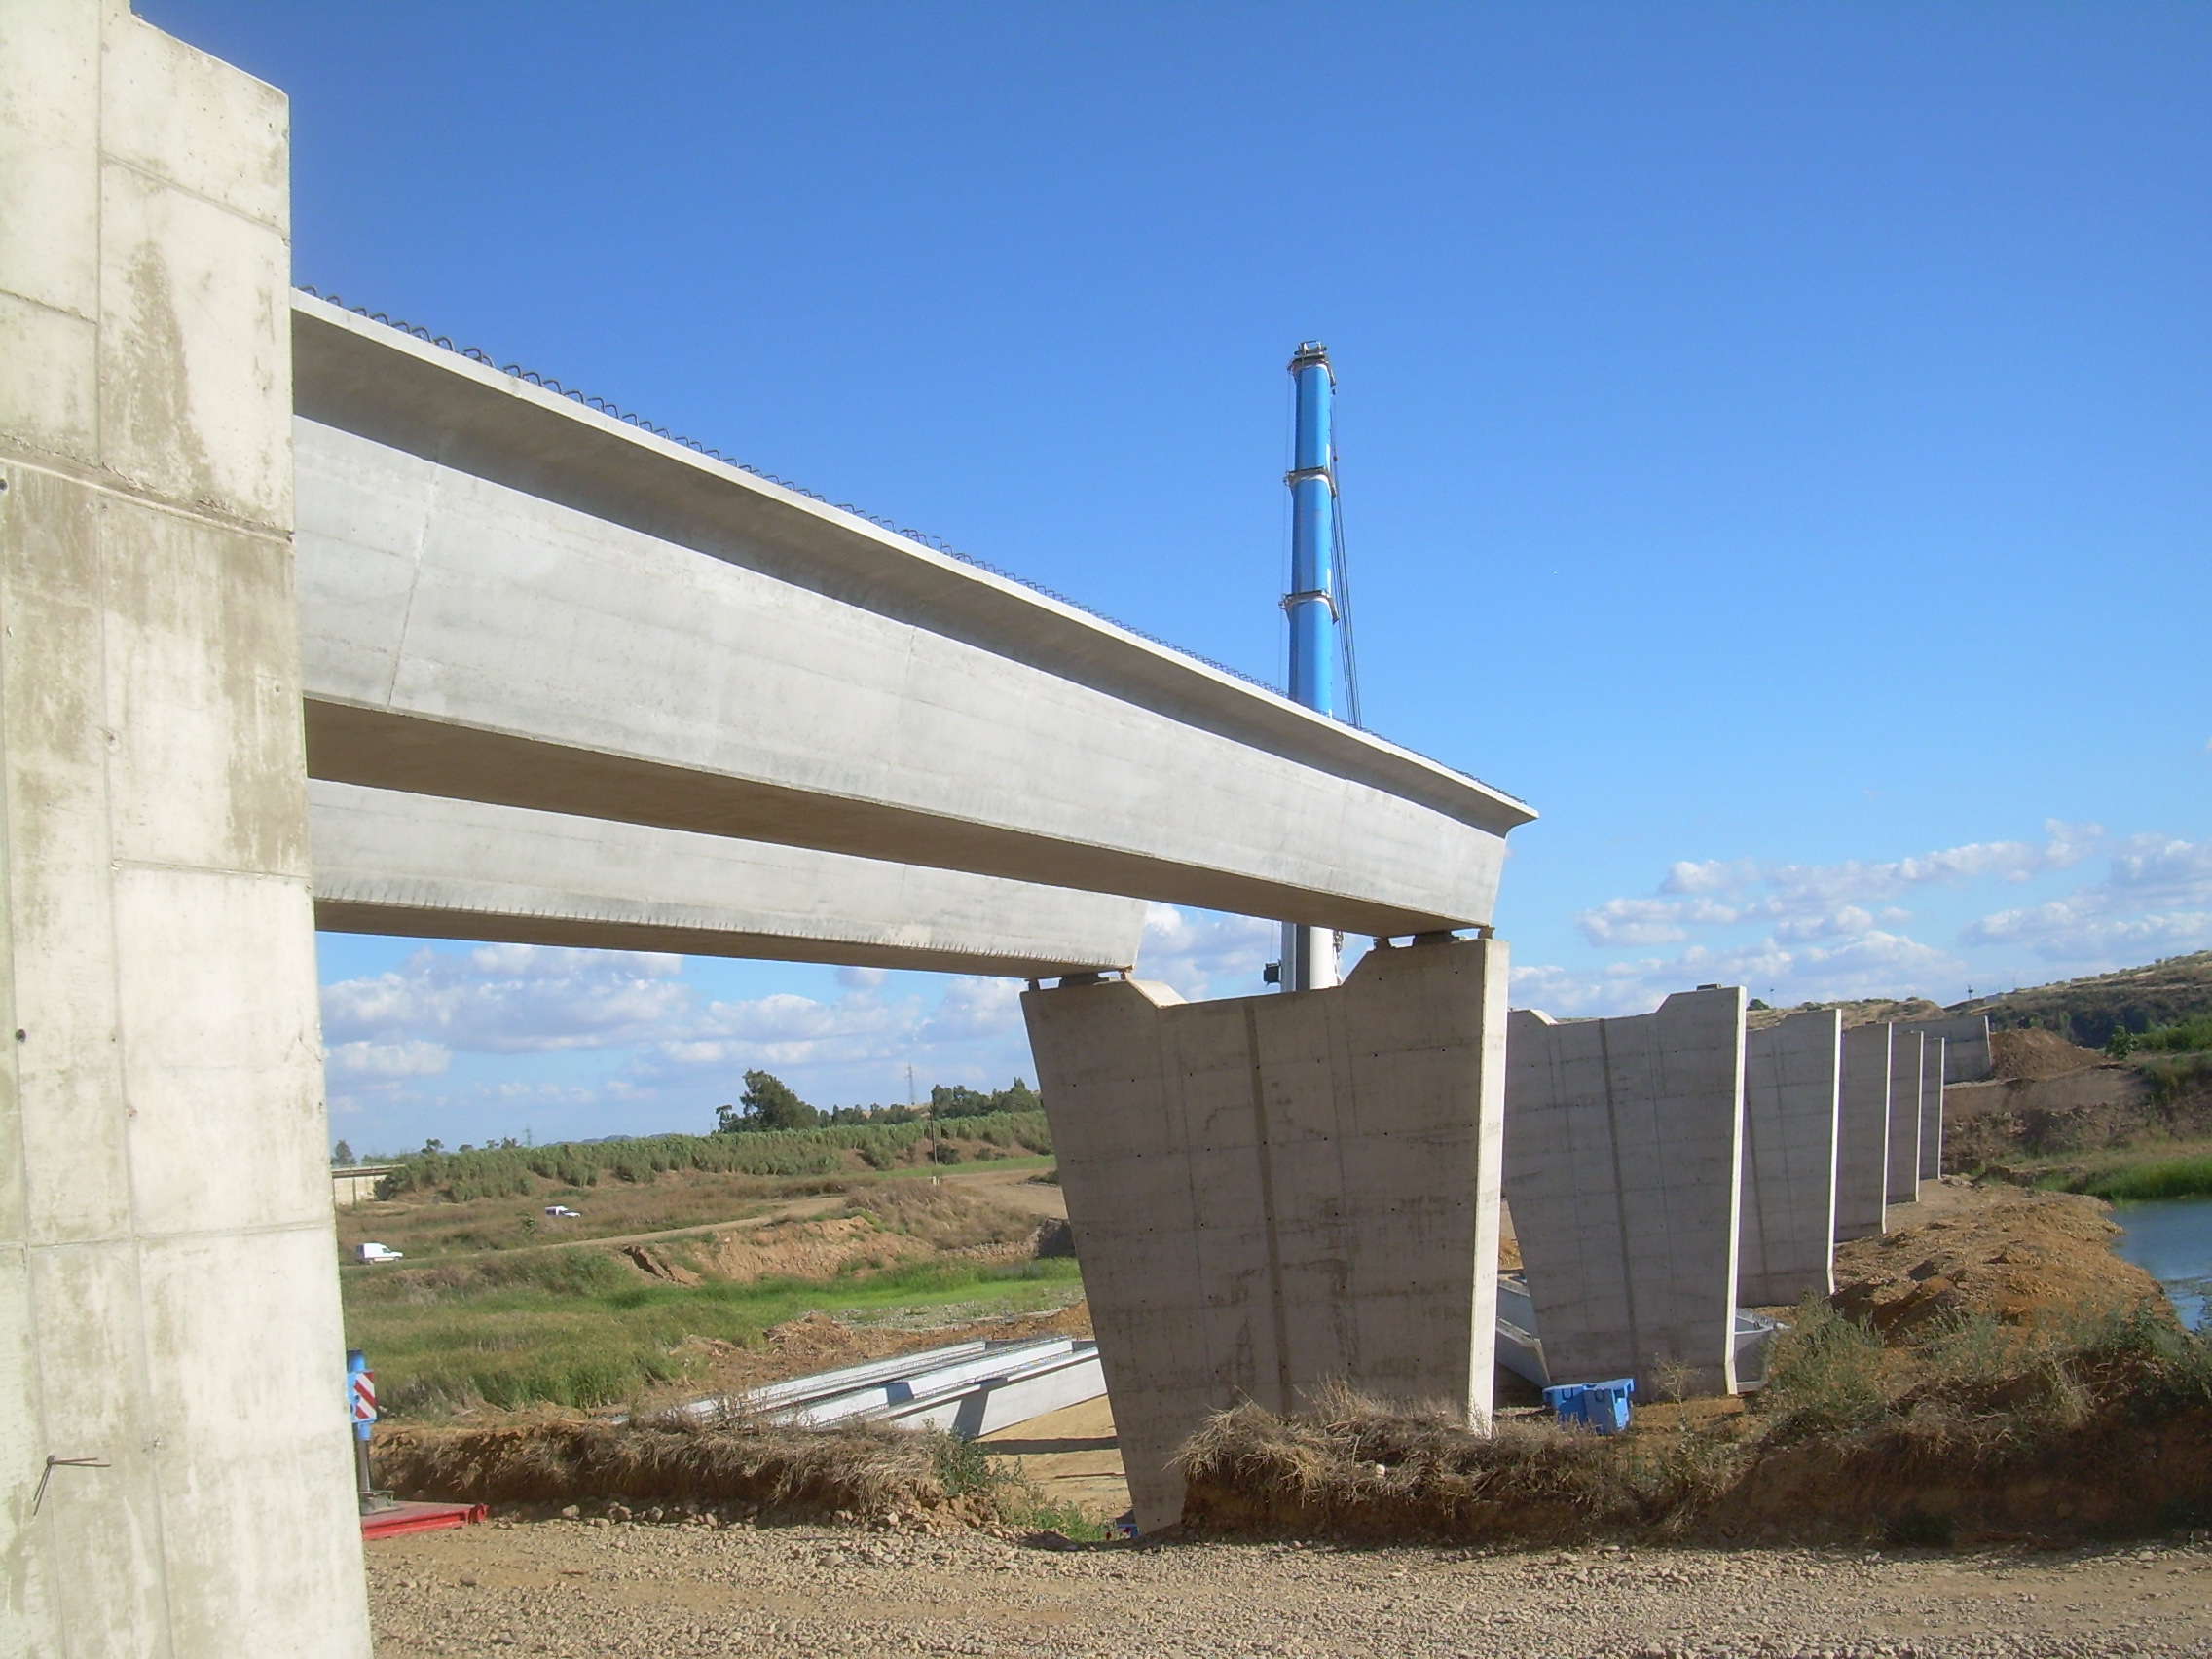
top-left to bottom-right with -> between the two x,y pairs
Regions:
147,1 -> 2209,1155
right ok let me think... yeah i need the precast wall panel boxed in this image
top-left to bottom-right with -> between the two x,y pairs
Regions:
1737,1011 -> 1842,1306
1504,988 -> 1747,1397
1834,1023 -> 1893,1242
1021,936 -> 1507,1532
1899,1014 -> 1993,1084
1886,1029 -> 1926,1206
1918,1037 -> 1947,1182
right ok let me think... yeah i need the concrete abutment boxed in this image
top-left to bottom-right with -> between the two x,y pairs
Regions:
0,2 -> 371,1652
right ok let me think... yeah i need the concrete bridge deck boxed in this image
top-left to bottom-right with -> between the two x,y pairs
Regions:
292,295 -> 1534,939
310,781 -> 1146,976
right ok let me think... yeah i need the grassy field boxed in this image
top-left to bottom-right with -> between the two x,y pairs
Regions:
346,1251 -> 1086,1417
2043,1142 -> 2212,1202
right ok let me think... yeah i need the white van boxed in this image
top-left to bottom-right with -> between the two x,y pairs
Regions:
354,1242 -> 404,1264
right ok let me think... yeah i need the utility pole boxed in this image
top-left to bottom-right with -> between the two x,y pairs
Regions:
1280,340 -> 1343,992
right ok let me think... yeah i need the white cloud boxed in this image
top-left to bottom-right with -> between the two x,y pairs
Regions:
1514,927 -> 1960,1020
327,1038 -> 451,1079
921,977 -> 1021,1044
321,943 -> 692,1054
1584,821 -> 2104,948
1961,833 -> 2212,964
1135,903 -> 1275,999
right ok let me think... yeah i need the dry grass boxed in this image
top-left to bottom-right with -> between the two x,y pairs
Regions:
374,1406 -> 1000,1522
846,1183 -> 1043,1252
1175,1304 -> 2212,1546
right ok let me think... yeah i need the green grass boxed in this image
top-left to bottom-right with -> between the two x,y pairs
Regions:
2072,1153 -> 2212,1202
346,1252 -> 1085,1417
873,1153 -> 1054,1179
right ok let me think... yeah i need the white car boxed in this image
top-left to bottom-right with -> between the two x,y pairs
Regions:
354,1242 -> 403,1264
542,1205 -> 581,1219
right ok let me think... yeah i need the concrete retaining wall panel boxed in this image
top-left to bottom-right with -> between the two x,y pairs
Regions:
1022,936 -> 1505,1531
1834,1023 -> 1893,1241
1886,1029 -> 1925,1206
1899,1014 -> 1993,1084
1919,1036 -> 1947,1182
1504,987 -> 1747,1397
1738,1010 -> 1842,1307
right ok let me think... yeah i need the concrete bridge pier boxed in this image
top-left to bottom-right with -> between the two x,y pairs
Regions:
1504,988 -> 1748,1398
1022,934 -> 1509,1532
1737,1010 -> 1843,1307
1,3 -> 371,1652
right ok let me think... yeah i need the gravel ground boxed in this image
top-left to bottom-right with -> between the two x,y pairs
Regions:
369,1519 -> 2212,1658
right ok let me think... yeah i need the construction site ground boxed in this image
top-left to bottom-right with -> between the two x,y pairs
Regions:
366,1177 -> 2212,1654
366,1518 -> 2212,1657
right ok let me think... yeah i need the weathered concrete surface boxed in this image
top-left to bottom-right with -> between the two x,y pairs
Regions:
1505,988 -> 1747,1398
290,303 -> 1535,936
1737,1011 -> 1842,1306
1900,1014 -> 1993,1084
1918,1035 -> 1947,1183
1834,1023 -> 1893,1241
310,781 -> 1145,976
1887,1029 -> 1926,1205
0,5 -> 370,1652
1022,936 -> 1507,1532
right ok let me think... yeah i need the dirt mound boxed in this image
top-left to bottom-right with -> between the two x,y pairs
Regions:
847,1182 -> 1041,1251
1747,996 -> 1944,1032
690,1215 -> 934,1283
1992,1027 -> 2107,1079
1831,1189 -> 2163,1338
374,1411 -> 992,1525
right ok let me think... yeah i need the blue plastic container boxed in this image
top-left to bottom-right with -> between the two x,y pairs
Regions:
1543,1377 -> 1636,1433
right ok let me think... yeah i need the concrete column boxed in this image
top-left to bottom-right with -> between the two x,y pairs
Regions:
1833,1023 -> 1892,1242
0,5 -> 371,1654
1885,1028 -> 1925,1206
1736,1011 -> 1842,1307
1504,987 -> 1746,1398
1021,935 -> 1507,1532
1918,1036 -> 1947,1182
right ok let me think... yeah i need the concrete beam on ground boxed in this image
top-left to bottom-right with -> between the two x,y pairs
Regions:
1886,1028 -> 1926,1206
1,5 -> 369,1651
1834,1023 -> 1893,1242
1737,1010 -> 1842,1307
290,299 -> 1535,936
1505,987 -> 1748,1397
1899,1014 -> 1993,1084
309,781 -> 1146,977
1022,935 -> 1508,1532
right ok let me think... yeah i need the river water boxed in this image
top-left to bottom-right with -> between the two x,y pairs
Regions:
2111,1196 -> 2212,1330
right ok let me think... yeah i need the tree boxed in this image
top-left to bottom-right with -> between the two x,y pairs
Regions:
715,1069 -> 819,1133
332,1139 -> 355,1167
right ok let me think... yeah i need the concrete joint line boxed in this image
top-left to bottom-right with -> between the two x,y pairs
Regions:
1241,1001 -> 1295,1409
0,451 -> 290,541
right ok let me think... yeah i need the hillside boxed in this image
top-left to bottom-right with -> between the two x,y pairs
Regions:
1741,951 -> 2212,1047
1954,950 -> 2212,1049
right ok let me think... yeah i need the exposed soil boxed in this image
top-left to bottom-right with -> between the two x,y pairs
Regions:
1991,1028 -> 2111,1080
1747,995 -> 1947,1032
365,1519 -> 2212,1657
1830,1185 -> 2164,1337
